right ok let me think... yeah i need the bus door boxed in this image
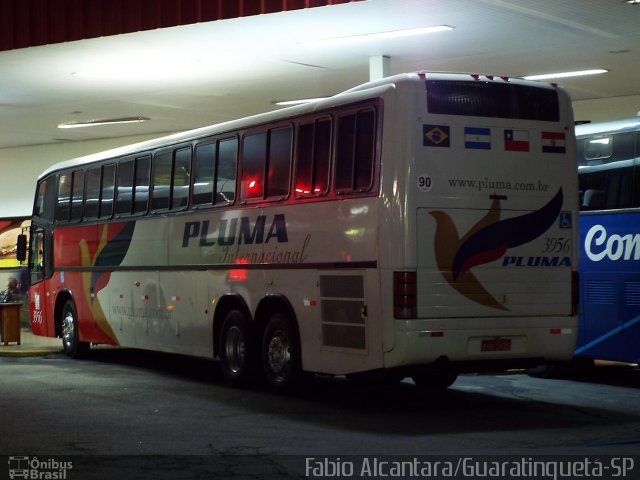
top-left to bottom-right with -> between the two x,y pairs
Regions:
28,225 -> 53,336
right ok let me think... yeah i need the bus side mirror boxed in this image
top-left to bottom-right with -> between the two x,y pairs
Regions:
16,234 -> 27,262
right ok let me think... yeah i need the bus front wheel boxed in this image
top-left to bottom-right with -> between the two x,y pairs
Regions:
261,313 -> 301,392
60,300 -> 89,358
219,309 -> 255,387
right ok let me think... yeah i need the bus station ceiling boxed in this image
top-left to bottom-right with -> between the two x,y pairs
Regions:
1,0 -> 639,149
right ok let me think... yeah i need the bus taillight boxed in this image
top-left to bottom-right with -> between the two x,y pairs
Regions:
393,271 -> 417,319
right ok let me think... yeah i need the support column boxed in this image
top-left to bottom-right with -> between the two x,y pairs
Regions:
369,55 -> 390,81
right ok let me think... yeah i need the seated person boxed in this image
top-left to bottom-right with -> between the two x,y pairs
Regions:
2,277 -> 20,303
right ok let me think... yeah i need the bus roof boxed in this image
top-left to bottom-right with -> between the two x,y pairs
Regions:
38,74 -> 407,180
39,71 -> 566,180
575,117 -> 640,138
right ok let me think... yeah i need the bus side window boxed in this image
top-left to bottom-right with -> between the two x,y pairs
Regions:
266,126 -> 292,198
133,156 -> 150,214
241,132 -> 266,200
70,169 -> 84,221
193,143 -> 215,206
100,164 -> 115,219
193,137 -> 237,207
216,138 -> 237,204
84,167 -> 101,218
582,189 -> 605,209
606,170 -> 632,209
241,128 -> 290,202
171,147 -> 191,211
354,110 -> 375,189
116,160 -> 134,215
579,167 -> 634,211
34,177 -> 56,221
55,173 -> 72,222
335,108 -> 376,192
152,151 -> 172,211
34,179 -> 47,218
295,118 -> 331,198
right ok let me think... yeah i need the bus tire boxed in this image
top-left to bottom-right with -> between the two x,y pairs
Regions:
60,299 -> 90,358
219,309 -> 256,387
261,313 -> 301,393
411,369 -> 458,390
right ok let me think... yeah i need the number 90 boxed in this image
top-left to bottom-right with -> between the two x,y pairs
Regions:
417,175 -> 432,192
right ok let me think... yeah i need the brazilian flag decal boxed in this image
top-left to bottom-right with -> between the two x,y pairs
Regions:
423,124 -> 450,147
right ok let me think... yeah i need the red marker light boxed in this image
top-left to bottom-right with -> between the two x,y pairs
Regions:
295,184 -> 311,195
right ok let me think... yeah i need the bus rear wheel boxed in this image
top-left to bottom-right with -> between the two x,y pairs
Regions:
261,313 -> 301,392
411,369 -> 458,390
60,300 -> 89,358
219,309 -> 256,387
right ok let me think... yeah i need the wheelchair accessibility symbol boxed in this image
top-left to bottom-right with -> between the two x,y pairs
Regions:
559,211 -> 572,229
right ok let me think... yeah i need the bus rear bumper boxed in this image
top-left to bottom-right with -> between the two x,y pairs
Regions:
384,317 -> 578,373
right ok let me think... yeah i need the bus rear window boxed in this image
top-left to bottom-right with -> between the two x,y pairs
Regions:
426,80 -> 559,121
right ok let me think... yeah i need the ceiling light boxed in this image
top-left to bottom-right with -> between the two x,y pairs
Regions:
58,116 -> 150,129
626,0 -> 640,4
301,25 -> 453,47
273,98 -> 327,106
522,69 -> 608,81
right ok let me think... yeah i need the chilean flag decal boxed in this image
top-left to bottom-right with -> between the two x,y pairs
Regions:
504,129 -> 529,152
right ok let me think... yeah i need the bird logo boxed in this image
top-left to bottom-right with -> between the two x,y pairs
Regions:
430,188 -> 563,310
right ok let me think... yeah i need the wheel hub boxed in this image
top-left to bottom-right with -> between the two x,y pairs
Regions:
224,326 -> 245,374
267,333 -> 290,376
61,311 -> 74,346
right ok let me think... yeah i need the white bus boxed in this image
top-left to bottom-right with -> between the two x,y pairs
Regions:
22,72 -> 579,391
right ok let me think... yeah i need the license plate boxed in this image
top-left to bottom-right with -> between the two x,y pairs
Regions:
481,338 -> 512,352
